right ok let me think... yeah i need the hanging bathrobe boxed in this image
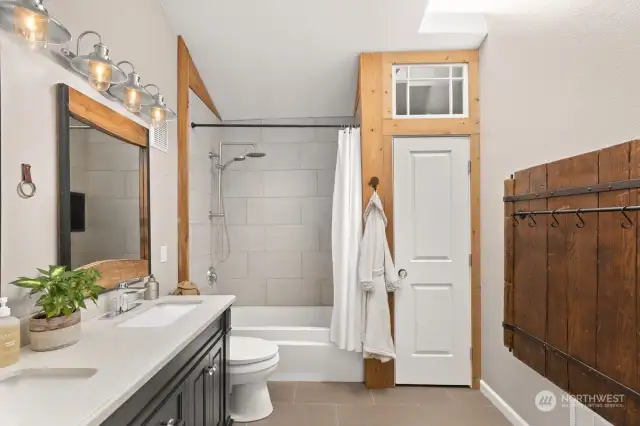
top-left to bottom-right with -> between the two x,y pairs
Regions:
359,191 -> 400,362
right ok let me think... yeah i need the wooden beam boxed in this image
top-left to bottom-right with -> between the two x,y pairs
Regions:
189,54 -> 221,120
68,87 -> 147,147
177,36 -> 190,283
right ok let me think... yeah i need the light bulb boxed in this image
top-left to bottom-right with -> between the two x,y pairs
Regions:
151,107 -> 166,127
88,60 -> 112,92
123,87 -> 141,113
13,8 -> 48,47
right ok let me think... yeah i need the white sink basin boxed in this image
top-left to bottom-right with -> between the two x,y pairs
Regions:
117,302 -> 201,328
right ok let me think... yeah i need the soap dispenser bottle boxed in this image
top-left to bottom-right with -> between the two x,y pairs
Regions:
0,297 -> 20,367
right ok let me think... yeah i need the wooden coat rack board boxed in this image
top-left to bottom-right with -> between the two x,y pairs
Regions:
503,140 -> 640,425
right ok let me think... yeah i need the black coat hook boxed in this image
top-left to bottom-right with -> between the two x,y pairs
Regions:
527,212 -> 537,227
620,206 -> 634,229
511,213 -> 520,227
575,209 -> 586,228
551,209 -> 560,228
368,176 -> 379,191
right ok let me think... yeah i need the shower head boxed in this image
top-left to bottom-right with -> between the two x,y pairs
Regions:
246,152 -> 266,158
221,156 -> 246,170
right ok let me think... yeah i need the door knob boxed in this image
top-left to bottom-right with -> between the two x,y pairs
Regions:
206,364 -> 217,376
398,269 -> 408,279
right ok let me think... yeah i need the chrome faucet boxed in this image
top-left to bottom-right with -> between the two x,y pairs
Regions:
116,277 -> 145,289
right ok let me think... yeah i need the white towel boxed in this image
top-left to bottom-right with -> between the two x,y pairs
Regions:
358,192 -> 400,362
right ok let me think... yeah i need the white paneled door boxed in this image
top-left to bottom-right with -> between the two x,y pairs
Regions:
394,136 -> 471,386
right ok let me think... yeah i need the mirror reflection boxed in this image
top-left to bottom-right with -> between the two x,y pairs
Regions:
69,117 -> 141,269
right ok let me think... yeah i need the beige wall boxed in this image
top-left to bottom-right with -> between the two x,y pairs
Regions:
0,0 -> 178,317
480,0 -> 640,424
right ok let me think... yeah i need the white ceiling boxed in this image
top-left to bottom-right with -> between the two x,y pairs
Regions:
159,0 -> 487,120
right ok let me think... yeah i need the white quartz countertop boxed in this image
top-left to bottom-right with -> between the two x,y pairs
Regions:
0,295 -> 235,426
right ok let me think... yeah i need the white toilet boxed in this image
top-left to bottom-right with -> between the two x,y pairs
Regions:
229,336 -> 279,423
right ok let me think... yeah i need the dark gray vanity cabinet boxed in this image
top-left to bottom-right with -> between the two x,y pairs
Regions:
101,309 -> 232,426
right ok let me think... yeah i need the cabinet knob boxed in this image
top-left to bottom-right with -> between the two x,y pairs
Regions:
206,364 -> 217,376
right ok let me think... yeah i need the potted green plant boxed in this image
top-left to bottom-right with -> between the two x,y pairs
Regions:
11,265 -> 103,352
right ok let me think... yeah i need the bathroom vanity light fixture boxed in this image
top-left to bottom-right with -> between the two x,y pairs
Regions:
140,84 -> 176,127
108,61 -> 154,113
0,0 -> 70,47
65,31 -> 126,92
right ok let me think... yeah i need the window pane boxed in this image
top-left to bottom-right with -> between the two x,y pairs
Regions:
396,82 -> 408,115
452,80 -> 464,114
409,80 -> 449,115
410,66 -> 450,79
395,66 -> 408,80
452,66 -> 464,78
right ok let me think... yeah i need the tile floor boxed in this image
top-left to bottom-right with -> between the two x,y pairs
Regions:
235,382 -> 512,426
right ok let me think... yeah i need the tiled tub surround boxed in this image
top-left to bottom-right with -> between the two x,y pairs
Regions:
213,117 -> 354,306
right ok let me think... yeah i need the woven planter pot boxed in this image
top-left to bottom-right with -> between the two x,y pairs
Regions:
29,310 -> 81,352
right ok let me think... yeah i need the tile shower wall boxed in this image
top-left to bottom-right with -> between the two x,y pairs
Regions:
188,90 -> 221,291
213,117 -> 353,306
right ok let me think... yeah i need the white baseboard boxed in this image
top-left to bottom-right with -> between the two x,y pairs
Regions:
480,380 -> 530,426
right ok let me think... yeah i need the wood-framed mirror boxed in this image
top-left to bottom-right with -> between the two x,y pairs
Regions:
56,83 -> 151,291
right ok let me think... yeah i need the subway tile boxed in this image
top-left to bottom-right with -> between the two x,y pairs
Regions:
267,279 -> 321,305
314,117 -> 355,142
249,252 -> 301,278
248,143 -> 300,170
189,189 -> 210,223
261,118 -> 315,143
70,166 -> 86,193
222,120 -> 262,143
189,253 -> 212,290
190,222 -> 211,255
215,251 -> 248,279
319,224 -> 332,252
86,171 -> 126,198
319,278 -> 334,306
86,142 -> 140,171
125,171 -> 140,198
223,171 -> 263,197
82,226 -> 126,255
247,198 -> 302,225
300,142 -> 338,170
317,170 -> 336,197
302,252 -> 332,279
222,198 -> 247,224
228,226 -> 266,251
301,198 -> 333,225
125,225 -> 141,255
216,278 -> 267,305
87,198 -> 140,228
189,154 -> 213,192
262,170 -> 317,197
266,226 -> 319,252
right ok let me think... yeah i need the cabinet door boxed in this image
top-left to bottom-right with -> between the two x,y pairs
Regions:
189,352 -> 213,426
210,340 -> 224,426
143,381 -> 188,426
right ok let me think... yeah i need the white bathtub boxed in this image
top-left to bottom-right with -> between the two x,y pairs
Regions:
230,306 -> 364,382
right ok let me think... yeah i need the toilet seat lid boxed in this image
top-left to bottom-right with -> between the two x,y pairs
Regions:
230,336 -> 278,366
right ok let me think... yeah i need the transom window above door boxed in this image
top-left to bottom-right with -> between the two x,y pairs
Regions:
393,64 -> 469,118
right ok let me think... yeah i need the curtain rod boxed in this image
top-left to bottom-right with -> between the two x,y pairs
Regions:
191,122 -> 358,129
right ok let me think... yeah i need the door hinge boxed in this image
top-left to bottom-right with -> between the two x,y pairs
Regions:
468,160 -> 471,174
469,253 -> 472,267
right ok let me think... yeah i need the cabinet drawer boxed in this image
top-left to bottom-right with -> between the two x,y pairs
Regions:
144,382 -> 187,426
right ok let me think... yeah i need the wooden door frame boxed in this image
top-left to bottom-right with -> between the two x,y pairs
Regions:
359,50 -> 481,389
177,36 -> 221,282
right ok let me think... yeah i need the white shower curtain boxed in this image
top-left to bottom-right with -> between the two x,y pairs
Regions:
330,127 -> 363,352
